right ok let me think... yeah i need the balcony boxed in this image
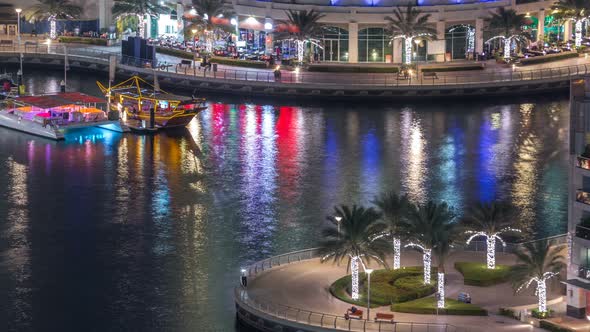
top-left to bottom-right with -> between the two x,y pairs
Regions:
577,156 -> 590,171
576,224 -> 590,240
576,190 -> 590,206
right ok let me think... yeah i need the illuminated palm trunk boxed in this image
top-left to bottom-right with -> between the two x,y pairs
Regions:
437,272 -> 445,308
393,237 -> 401,270
486,235 -> 496,269
49,17 -> 57,40
503,38 -> 511,60
351,256 -> 360,300
537,279 -> 547,313
404,37 -> 413,64
137,14 -> 145,38
466,28 -> 475,54
296,40 -> 305,63
575,20 -> 583,48
423,249 -> 431,284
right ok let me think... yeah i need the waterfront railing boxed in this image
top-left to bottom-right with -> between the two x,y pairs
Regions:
237,234 -> 566,332
1,45 -> 588,88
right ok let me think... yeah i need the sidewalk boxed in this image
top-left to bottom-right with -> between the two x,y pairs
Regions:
247,250 -> 563,332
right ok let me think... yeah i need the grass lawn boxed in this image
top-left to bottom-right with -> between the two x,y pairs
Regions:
330,267 -> 436,308
392,297 -> 487,316
454,262 -> 511,286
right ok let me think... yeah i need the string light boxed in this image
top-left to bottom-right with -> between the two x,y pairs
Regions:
516,272 -> 559,313
50,17 -> 57,40
351,256 -> 360,300
574,19 -> 587,48
405,243 -> 431,284
437,272 -> 445,308
465,228 -> 521,269
393,238 -> 401,270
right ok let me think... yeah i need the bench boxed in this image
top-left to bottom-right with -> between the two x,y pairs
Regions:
347,309 -> 363,320
375,313 -> 394,323
423,72 -> 438,79
0,40 -> 13,47
178,59 -> 192,68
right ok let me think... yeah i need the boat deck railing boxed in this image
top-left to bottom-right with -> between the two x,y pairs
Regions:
1,44 -> 589,87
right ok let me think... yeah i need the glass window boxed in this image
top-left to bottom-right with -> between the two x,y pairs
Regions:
321,26 -> 349,62
358,28 -> 392,63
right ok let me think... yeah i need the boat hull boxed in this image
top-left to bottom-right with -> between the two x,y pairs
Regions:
0,111 -> 63,139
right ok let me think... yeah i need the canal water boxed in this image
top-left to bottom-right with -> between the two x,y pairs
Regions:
0,69 -> 569,331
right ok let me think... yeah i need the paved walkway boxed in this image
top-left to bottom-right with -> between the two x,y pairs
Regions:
247,250 -> 564,332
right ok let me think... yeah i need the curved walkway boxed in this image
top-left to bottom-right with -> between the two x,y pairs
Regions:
246,250 -> 563,332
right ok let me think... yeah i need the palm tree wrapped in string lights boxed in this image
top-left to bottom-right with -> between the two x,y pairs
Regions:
112,0 -> 168,39
385,5 -> 437,65
23,0 -> 82,40
274,9 -> 325,64
552,0 -> 590,47
320,205 -> 390,300
485,7 -> 531,60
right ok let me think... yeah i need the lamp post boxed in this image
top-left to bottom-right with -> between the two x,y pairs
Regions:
334,216 -> 342,237
15,8 -> 22,92
15,8 -> 21,46
366,269 -> 374,320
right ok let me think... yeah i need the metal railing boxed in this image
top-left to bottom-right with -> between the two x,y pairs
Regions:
236,287 -> 460,332
1,45 -> 588,88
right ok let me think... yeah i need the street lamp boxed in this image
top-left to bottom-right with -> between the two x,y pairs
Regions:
15,8 -> 21,45
366,269 -> 374,320
334,216 -> 342,236
15,8 -> 22,86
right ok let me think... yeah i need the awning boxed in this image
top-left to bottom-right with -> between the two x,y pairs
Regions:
15,93 -> 105,109
563,279 -> 590,291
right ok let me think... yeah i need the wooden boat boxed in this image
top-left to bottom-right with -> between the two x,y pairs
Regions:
97,76 -> 207,130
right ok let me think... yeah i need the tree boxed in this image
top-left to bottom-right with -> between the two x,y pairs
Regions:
552,0 -> 590,47
275,9 -> 325,64
373,192 -> 409,270
320,205 -> 391,301
485,8 -> 530,60
187,0 -> 234,53
112,0 -> 167,39
402,201 -> 456,308
23,0 -> 82,40
463,202 -> 521,269
510,239 -> 566,314
385,5 -> 437,65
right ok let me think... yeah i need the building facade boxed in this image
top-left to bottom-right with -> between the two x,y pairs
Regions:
92,0 -> 579,63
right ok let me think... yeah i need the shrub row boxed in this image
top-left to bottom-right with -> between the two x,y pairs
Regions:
57,37 -> 108,46
539,320 -> 575,332
454,262 -> 511,287
391,297 -> 488,316
518,51 -> 578,66
421,64 -> 484,73
329,267 -> 436,307
155,47 -> 268,69
307,65 -> 399,73
498,307 -> 519,320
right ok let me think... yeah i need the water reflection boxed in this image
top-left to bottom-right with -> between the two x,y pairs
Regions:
0,86 -> 570,331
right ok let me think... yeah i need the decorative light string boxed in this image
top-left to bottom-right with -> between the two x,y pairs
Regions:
465,228 -> 521,269
405,242 -> 431,284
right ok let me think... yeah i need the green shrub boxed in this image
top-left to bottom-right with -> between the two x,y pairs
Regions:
57,37 -> 107,46
307,65 -> 399,73
329,267 -> 436,307
531,308 -> 554,319
498,307 -> 519,320
539,320 -> 575,332
156,46 -> 194,59
518,52 -> 578,66
421,65 -> 484,73
391,297 -> 487,316
454,262 -> 511,286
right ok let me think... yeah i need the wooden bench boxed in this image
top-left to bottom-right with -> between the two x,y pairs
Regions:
375,313 -> 394,323
178,59 -> 192,68
423,72 -> 438,79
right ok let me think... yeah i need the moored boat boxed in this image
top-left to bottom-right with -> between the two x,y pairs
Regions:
0,92 -> 129,140
97,76 -> 207,131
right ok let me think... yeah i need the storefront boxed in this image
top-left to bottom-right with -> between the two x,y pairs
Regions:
321,26 -> 349,62
358,27 -> 392,63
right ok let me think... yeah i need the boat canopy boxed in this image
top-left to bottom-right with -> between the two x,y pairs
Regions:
15,92 -> 105,109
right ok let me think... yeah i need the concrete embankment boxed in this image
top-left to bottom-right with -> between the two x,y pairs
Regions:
0,52 -> 574,100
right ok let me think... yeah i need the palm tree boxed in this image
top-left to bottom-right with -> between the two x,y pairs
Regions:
552,0 -> 590,47
112,0 -> 168,39
274,9 -> 325,64
385,5 -> 437,65
403,201 -> 456,308
320,205 -> 391,301
463,202 -> 521,269
373,192 -> 409,270
23,0 -> 82,40
186,0 -> 234,53
485,7 -> 530,60
510,239 -> 566,314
